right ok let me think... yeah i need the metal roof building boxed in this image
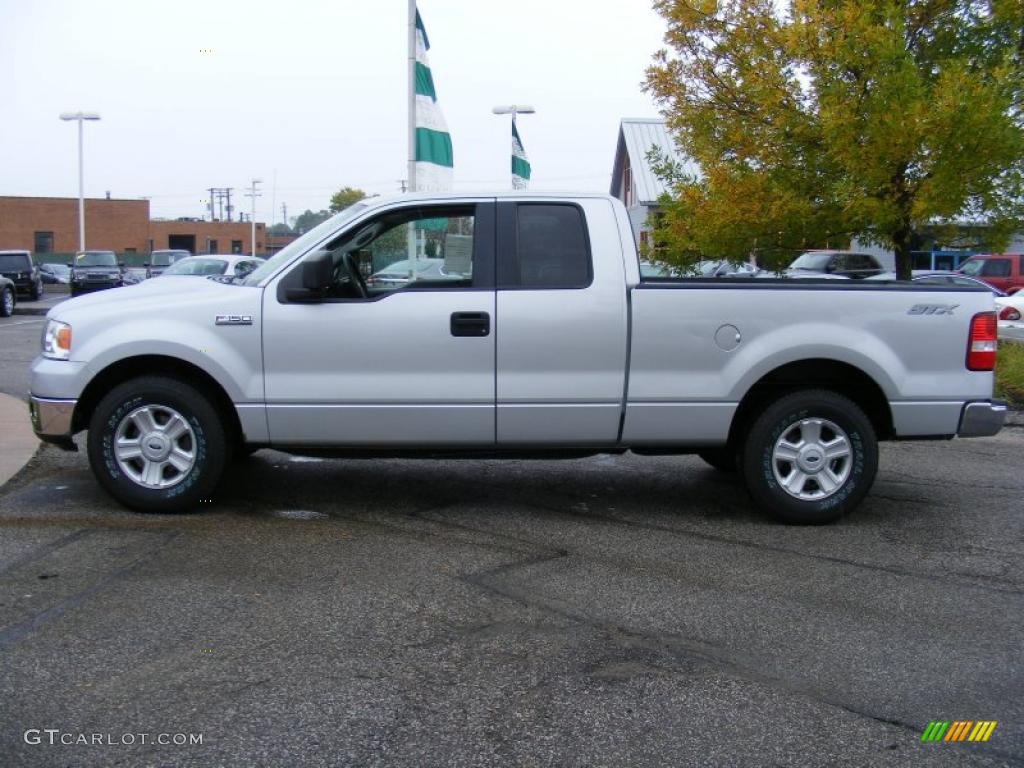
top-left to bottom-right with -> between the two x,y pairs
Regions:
609,118 -> 696,245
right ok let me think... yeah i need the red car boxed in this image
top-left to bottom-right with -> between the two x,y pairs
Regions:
958,253 -> 1024,295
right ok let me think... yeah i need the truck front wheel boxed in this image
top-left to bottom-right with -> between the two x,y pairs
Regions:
87,376 -> 228,513
741,390 -> 877,524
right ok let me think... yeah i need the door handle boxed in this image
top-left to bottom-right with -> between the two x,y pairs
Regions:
450,311 -> 490,337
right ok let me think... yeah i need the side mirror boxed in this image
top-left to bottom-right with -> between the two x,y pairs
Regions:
825,262 -> 836,273
285,250 -> 333,302
302,251 -> 333,291
143,262 -> 150,268
118,262 -> 126,269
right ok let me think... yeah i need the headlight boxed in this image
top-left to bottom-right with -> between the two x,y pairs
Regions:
42,320 -> 72,360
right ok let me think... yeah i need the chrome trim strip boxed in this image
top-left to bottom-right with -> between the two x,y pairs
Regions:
29,396 -> 76,438
957,400 -> 1007,438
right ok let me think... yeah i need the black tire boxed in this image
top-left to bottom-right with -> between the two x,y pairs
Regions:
0,288 -> 13,317
698,447 -> 738,472
87,376 -> 228,513
30,282 -> 42,301
741,389 -> 877,524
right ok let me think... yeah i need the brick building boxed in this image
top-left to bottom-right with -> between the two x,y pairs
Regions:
0,196 -> 266,256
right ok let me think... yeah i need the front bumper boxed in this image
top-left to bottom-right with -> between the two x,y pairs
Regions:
28,396 -> 78,450
957,400 -> 1007,438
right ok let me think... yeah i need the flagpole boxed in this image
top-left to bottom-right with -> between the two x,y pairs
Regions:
407,0 -> 417,194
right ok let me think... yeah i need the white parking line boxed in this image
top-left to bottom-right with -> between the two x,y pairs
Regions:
0,319 -> 45,329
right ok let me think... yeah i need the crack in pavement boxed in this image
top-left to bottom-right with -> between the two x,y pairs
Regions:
0,531 -> 180,647
458,548 -> 1023,765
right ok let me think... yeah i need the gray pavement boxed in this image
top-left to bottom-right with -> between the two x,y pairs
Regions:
1,317 -> 1022,767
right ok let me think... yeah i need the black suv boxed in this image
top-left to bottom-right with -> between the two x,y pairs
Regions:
0,250 -> 43,300
786,250 -> 886,280
70,251 -> 124,297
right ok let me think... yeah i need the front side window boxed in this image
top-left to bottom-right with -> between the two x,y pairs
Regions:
980,258 -> 1011,277
303,206 -> 477,301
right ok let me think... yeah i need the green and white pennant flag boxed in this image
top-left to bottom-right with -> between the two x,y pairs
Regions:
511,119 -> 531,190
413,8 -> 453,190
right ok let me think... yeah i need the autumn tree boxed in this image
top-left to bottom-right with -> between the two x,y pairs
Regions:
329,186 -> 368,213
645,0 -> 1024,277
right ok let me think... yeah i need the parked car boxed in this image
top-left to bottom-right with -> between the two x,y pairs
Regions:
145,249 -> 191,278
39,263 -> 71,285
160,255 -> 264,280
366,258 -> 464,288
0,250 -> 43,300
69,251 -> 123,297
0,275 -> 15,317
995,297 -> 1024,341
640,260 -> 760,278
958,253 -> 1024,295
867,272 -> 1007,295
121,267 -> 147,286
29,192 -> 1004,525
787,250 -> 885,279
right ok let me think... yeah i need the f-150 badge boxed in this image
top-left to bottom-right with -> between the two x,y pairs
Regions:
215,315 -> 253,325
907,304 -> 958,315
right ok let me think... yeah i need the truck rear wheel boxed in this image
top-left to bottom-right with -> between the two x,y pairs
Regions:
741,390 -> 877,524
87,376 -> 228,513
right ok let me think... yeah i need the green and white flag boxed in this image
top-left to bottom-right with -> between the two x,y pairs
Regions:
511,119 -> 531,190
413,8 -> 453,190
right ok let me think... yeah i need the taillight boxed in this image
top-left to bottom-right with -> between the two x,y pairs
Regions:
966,312 -> 997,371
998,305 -> 1021,321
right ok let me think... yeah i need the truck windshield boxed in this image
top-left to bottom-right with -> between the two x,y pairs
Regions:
241,203 -> 369,286
0,254 -> 30,271
75,252 -> 117,267
151,252 -> 184,267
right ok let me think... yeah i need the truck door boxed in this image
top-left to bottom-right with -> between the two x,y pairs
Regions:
495,199 -> 629,445
262,201 -> 496,446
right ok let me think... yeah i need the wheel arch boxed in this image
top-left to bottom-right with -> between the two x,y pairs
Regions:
73,355 -> 242,444
727,359 -> 894,449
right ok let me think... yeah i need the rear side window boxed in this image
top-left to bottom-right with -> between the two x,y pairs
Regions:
847,253 -> 880,271
980,258 -> 1011,277
513,204 -> 591,288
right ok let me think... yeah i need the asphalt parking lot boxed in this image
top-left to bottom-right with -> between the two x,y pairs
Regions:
1,314 -> 1022,767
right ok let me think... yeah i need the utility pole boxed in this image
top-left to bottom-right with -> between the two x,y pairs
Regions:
224,188 -> 234,222
207,187 -> 217,221
398,179 -> 408,193
245,179 -> 262,256
281,203 -> 288,229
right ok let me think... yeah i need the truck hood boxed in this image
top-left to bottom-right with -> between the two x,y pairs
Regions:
50,276 -> 259,325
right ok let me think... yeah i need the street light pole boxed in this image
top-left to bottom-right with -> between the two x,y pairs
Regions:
492,105 -> 535,189
246,179 -> 263,256
59,111 -> 101,252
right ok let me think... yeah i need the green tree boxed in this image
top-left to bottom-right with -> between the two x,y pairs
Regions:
645,0 -> 1024,278
292,209 -> 331,234
329,186 -> 368,213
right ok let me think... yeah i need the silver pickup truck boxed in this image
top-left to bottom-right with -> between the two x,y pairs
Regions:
29,193 -> 1005,523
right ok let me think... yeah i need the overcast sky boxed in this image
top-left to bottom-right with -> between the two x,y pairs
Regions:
0,0 -> 667,224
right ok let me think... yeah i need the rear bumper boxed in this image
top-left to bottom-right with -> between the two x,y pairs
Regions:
28,395 -> 78,450
957,400 -> 1007,438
